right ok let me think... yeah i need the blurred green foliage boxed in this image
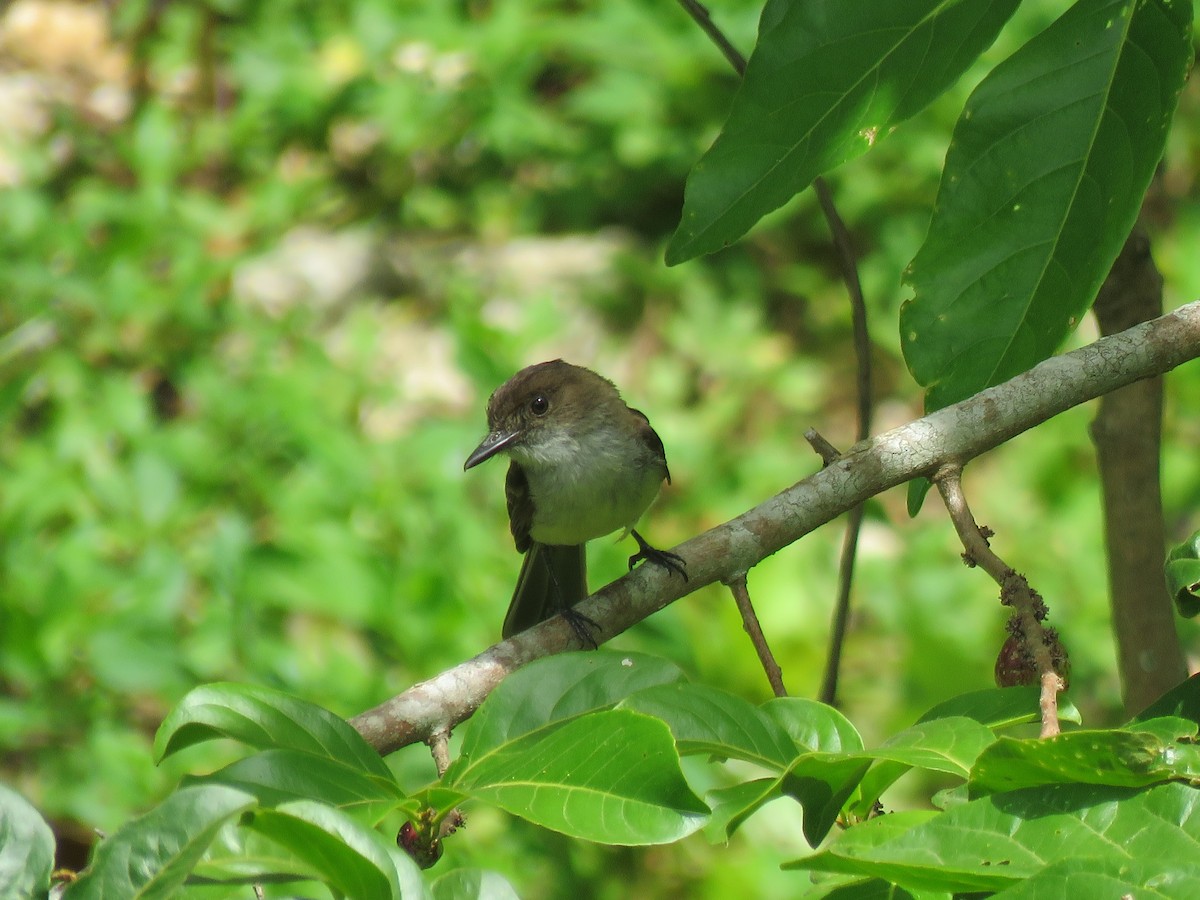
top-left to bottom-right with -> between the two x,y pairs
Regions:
1,0 -> 1198,895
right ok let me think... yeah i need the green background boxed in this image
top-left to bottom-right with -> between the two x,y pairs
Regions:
1,0 -> 1198,895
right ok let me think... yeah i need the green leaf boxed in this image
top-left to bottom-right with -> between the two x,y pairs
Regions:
917,686 -> 1081,728
705,778 -> 783,840
63,785 -> 256,899
455,651 -> 685,762
1166,529 -> 1200,617
199,748 -> 411,824
969,729 -> 1199,796
1125,716 -> 1200,743
801,875 -> 926,899
667,0 -> 1021,263
762,697 -> 864,753
1134,672 -> 1200,725
794,782 -> 1200,894
431,868 -> 521,900
901,0 -> 1193,410
450,708 -> 708,845
621,682 -> 801,769
154,682 -> 390,778
852,717 -> 997,817
0,784 -> 55,900
242,800 -> 405,899
991,856 -> 1200,898
780,753 -> 874,847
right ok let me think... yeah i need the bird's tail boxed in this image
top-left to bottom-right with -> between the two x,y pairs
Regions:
502,542 -> 587,639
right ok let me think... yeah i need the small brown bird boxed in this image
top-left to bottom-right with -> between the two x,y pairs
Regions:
464,360 -> 686,641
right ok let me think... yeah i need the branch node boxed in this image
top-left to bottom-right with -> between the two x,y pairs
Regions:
427,728 -> 452,778
804,429 -> 843,466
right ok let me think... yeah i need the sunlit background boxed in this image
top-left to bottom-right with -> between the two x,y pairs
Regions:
2,0 -> 1198,895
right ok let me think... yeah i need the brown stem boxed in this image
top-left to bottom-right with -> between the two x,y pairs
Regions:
1090,228 -> 1186,714
676,0 -> 747,75
726,573 -> 788,696
935,467 -> 1065,737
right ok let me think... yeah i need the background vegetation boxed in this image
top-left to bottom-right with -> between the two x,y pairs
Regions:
1,0 -> 1198,896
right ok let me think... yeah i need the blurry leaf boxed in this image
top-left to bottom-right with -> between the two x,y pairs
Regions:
200,748 -> 411,824
154,682 -> 390,779
793,782 -> 1200,894
901,0 -> 1192,411
430,868 -> 521,900
63,785 -> 256,899
917,686 -> 1081,728
0,784 -> 54,900
667,0 -> 1021,263
1166,530 -> 1200,617
621,682 -> 800,769
449,708 -> 708,845
905,478 -> 933,518
454,651 -> 685,763
132,452 -> 179,527
241,800 -> 403,899
968,730 -> 1200,797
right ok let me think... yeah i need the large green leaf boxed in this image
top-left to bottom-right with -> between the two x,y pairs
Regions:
454,651 -> 685,763
666,0 -> 1021,263
241,800 -> 406,899
198,748 -> 412,824
969,729 -> 1200,797
851,717 -> 997,818
992,857 -> 1200,898
916,686 -> 1081,728
0,785 -> 55,900
63,785 -> 256,899
901,0 -> 1193,411
793,782 -> 1200,894
763,697 -> 864,753
621,682 -> 801,769
449,708 -> 708,844
154,682 -> 391,778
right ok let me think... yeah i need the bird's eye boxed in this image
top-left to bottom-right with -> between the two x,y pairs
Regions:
529,394 -> 550,416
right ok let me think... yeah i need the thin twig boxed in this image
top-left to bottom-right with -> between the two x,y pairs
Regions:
934,467 -> 1065,737
726,573 -> 788,696
677,0 -> 747,75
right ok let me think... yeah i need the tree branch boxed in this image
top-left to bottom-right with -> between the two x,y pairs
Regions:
352,300 -> 1200,755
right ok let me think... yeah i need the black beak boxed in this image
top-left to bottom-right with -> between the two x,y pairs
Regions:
464,429 -> 520,470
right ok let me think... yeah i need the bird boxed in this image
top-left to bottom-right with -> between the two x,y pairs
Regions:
464,360 -> 686,642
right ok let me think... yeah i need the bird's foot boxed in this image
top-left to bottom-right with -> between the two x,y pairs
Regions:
627,530 -> 688,581
560,607 -> 601,649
